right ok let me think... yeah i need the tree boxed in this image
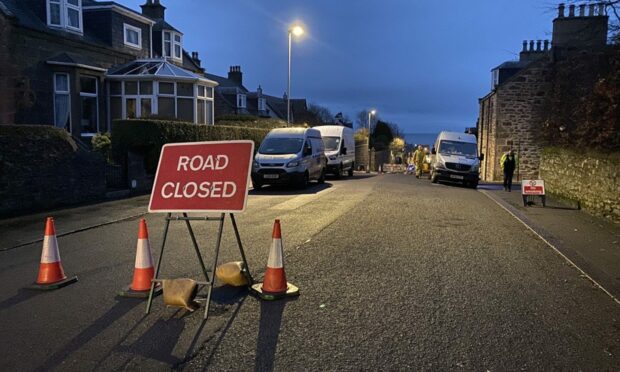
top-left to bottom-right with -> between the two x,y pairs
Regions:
307,103 -> 333,126
372,120 -> 394,150
389,137 -> 405,153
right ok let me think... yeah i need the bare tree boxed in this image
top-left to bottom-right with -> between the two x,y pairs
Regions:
307,103 -> 333,126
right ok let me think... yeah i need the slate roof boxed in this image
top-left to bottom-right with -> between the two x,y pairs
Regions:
492,60 -> 530,71
204,73 -> 248,91
47,52 -> 104,69
153,19 -> 180,33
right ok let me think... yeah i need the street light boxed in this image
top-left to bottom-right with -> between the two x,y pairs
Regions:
287,24 -> 304,125
367,109 -> 376,173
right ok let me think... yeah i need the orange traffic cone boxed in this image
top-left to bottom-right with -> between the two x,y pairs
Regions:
30,217 -> 78,290
119,219 -> 162,298
251,219 -> 299,300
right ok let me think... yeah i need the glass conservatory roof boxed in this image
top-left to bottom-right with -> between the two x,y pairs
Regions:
106,59 -> 216,85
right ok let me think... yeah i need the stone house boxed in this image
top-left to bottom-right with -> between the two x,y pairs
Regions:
0,0 -> 217,140
205,65 -> 313,124
477,3 -> 609,181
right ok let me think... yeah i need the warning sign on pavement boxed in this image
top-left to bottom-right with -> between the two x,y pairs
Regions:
148,141 -> 254,213
521,179 -> 545,195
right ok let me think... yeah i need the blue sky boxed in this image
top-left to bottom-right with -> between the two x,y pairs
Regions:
124,0 -> 559,133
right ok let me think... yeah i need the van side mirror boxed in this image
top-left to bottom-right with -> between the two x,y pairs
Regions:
431,147 -> 436,155
479,154 -> 485,161
341,147 -> 347,155
304,147 -> 312,156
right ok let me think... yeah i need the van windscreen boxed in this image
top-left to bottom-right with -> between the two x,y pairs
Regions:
322,136 -> 340,151
259,137 -> 304,155
438,140 -> 477,156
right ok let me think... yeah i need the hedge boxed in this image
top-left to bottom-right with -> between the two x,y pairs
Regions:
215,115 -> 287,129
112,119 -> 270,173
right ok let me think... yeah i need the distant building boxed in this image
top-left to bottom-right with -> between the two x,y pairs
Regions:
477,2 -> 609,181
0,0 -> 217,139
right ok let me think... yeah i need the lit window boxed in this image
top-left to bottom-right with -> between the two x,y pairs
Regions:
47,0 -> 83,33
123,24 -> 142,49
54,73 -> 71,131
163,31 -> 183,61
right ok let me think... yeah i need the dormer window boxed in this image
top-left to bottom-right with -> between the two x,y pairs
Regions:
258,97 -> 266,111
163,31 -> 182,61
123,24 -> 142,49
237,94 -> 247,108
47,0 -> 83,33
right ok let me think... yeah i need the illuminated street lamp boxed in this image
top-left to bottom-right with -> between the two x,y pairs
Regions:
287,24 -> 304,125
367,109 -> 376,173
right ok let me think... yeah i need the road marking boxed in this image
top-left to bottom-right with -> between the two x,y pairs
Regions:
479,189 -> 620,305
270,185 -> 338,210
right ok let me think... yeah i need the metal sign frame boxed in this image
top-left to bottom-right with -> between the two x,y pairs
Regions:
145,212 -> 253,320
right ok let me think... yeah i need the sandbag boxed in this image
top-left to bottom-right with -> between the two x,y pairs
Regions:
162,278 -> 199,311
215,261 -> 249,287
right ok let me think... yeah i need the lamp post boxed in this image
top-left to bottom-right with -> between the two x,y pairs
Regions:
287,25 -> 304,125
367,109 -> 376,173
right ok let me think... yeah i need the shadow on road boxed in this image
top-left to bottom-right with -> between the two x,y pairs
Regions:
39,299 -> 144,370
117,317 -> 186,366
253,298 -> 296,372
249,183 -> 333,196
0,288 -> 45,311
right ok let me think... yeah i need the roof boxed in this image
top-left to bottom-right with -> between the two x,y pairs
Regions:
46,52 -> 106,71
153,19 -> 181,33
492,60 -> 530,71
204,73 -> 248,91
106,59 -> 217,85
82,1 -> 156,25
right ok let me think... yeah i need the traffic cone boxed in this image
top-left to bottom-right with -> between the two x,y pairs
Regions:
251,219 -> 299,300
119,219 -> 162,298
30,217 -> 78,290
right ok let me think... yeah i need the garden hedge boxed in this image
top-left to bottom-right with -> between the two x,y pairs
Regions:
112,119 -> 271,173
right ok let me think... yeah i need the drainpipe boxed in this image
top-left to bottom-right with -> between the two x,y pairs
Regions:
149,24 -> 153,58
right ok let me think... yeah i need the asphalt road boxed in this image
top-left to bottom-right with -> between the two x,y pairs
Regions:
1,173 -> 618,371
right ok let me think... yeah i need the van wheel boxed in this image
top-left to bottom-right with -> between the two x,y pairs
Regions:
348,163 -> 354,177
318,169 -> 325,184
252,181 -> 263,190
335,164 -> 343,179
430,171 -> 438,183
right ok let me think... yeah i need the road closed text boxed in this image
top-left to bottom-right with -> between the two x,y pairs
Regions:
160,154 -> 237,199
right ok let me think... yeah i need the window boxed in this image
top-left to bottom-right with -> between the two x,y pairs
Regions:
124,24 -> 142,49
258,97 -> 266,111
163,31 -> 183,61
197,85 -> 213,125
237,94 -> 246,108
80,76 -> 98,135
47,0 -> 83,33
54,73 -> 71,131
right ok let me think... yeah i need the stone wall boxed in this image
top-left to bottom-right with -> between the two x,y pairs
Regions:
0,125 -> 106,218
539,147 -> 620,223
355,139 -> 390,171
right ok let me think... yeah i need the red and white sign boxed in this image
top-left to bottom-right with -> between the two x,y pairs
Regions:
522,179 -> 545,195
148,141 -> 254,213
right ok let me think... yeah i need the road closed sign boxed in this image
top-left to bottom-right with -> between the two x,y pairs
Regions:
522,179 -> 546,195
148,141 -> 254,213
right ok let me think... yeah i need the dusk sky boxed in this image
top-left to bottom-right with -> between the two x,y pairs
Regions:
124,0 -> 559,133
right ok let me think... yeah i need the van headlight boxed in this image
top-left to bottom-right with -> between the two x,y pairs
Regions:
286,160 -> 300,168
471,164 -> 480,172
252,160 -> 260,169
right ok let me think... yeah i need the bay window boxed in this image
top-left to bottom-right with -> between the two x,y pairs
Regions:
53,73 -> 71,131
79,76 -> 98,135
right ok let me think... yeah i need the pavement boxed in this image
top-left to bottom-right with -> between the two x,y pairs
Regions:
478,181 -> 620,303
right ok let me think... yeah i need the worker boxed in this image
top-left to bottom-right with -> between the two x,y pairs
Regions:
500,149 -> 518,191
413,145 -> 425,179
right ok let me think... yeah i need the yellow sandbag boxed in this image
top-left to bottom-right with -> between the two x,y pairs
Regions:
162,278 -> 199,311
215,261 -> 248,287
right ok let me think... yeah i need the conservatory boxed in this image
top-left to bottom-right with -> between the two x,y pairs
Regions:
106,59 -> 217,125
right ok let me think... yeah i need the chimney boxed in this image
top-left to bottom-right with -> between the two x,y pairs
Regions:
228,66 -> 242,86
536,40 -> 542,51
579,4 -> 586,17
589,3 -> 596,16
141,0 -> 166,21
191,51 -> 201,67
558,3 -> 565,18
568,4 -> 575,17
522,40 -> 528,52
257,85 -> 263,96
598,3 -> 605,16
544,39 -> 550,51
529,40 -> 535,51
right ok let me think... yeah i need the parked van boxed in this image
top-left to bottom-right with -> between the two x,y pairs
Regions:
430,131 -> 483,188
315,125 -> 355,177
251,128 -> 326,189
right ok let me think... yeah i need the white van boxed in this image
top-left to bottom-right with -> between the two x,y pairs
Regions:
430,131 -> 483,188
315,125 -> 355,177
251,128 -> 327,189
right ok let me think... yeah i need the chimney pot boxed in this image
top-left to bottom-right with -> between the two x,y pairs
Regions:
544,40 -> 549,51
536,40 -> 542,51
529,40 -> 535,51
589,4 -> 596,16
569,4 -> 575,17
598,3 -> 605,15
522,40 -> 527,52
558,3 -> 565,18
579,4 -> 585,16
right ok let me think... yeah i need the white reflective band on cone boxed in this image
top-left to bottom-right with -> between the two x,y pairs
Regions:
134,239 -> 154,269
40,235 -> 61,263
267,238 -> 284,268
